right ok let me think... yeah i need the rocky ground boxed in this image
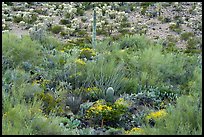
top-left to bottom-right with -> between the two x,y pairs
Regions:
2,2 -> 202,49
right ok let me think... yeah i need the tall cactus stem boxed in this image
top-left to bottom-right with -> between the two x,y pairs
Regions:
92,6 -> 96,49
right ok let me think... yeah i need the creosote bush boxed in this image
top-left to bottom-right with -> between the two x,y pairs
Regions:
2,32 -> 42,67
118,34 -> 153,50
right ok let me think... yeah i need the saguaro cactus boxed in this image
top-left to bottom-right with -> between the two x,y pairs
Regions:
92,6 -> 96,49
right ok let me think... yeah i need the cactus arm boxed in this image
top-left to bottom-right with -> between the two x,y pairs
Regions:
92,6 -> 96,48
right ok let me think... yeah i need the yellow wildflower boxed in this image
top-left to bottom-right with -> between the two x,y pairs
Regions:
125,127 -> 144,135
97,105 -> 103,111
75,59 -> 86,65
86,87 -> 99,92
146,109 -> 167,120
32,80 -> 41,85
106,106 -> 112,111
80,48 -> 96,59
114,98 -> 131,107
87,87 -> 92,92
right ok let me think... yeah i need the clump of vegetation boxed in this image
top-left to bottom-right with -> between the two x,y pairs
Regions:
79,47 -> 96,60
86,98 -> 131,127
35,91 -> 64,115
60,18 -> 71,25
2,32 -> 42,67
169,22 -> 182,33
50,25 -> 63,34
180,32 -> 194,41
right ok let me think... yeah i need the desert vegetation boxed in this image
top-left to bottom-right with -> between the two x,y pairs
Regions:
2,2 -> 202,135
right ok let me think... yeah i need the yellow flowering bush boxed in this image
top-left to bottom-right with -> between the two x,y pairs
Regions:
114,98 -> 131,108
35,92 -> 64,115
86,99 -> 112,120
86,87 -> 99,92
32,79 -> 50,91
75,58 -> 86,65
146,109 -> 167,122
125,127 -> 144,135
79,47 -> 96,60
86,98 -> 131,126
83,86 -> 102,101
60,49 -> 65,53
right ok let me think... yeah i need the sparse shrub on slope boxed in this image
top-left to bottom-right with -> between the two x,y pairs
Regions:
118,34 -> 153,50
2,32 -> 42,67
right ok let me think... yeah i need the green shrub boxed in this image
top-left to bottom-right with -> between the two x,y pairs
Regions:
79,47 -> 96,60
31,115 -> 64,135
141,7 -> 147,15
118,34 -> 153,50
180,32 -> 194,41
13,16 -> 23,23
36,32 -> 64,50
2,33 -> 42,67
3,104 -> 35,135
97,28 -> 109,35
162,17 -> 171,23
2,83 -> 45,135
76,8 -> 85,16
86,98 -> 131,126
157,16 -> 164,21
60,30 -> 68,37
166,35 -> 179,43
24,13 -> 38,24
186,37 -> 200,50
75,29 -> 87,37
60,19 -> 71,25
35,91 -> 65,115
169,23 -> 181,33
81,16 -> 87,22
120,77 -> 139,94
118,28 -> 130,34
130,44 -> 198,88
50,25 -> 63,34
